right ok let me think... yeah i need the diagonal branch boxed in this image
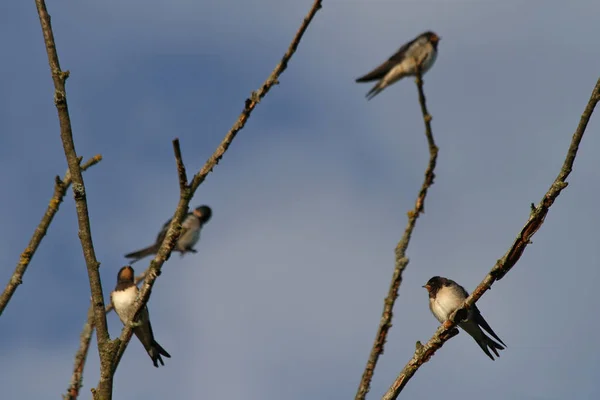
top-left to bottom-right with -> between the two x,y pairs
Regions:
355,69 -> 438,400
108,139 -> 191,374
93,1 -> 323,389
34,0 -> 113,398
187,0 -> 323,194
0,155 -> 102,317
382,77 -> 600,400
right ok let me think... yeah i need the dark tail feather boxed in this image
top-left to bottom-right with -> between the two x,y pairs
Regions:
355,63 -> 390,83
365,83 -> 384,100
356,75 -> 376,83
124,244 -> 159,263
148,340 -> 171,368
476,334 -> 505,361
475,311 -> 507,347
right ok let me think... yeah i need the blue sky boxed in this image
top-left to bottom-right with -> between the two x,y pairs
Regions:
1,0 -> 599,399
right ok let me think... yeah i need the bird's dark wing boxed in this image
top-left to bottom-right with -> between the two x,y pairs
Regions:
156,213 -> 195,248
155,216 -> 184,247
124,244 -> 159,262
133,307 -> 155,352
387,37 -> 418,63
154,218 -> 172,245
355,38 -> 416,83
134,306 -> 170,367
473,305 -> 506,346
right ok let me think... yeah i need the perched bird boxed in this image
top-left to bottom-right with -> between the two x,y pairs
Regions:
356,31 -> 440,100
423,276 -> 506,360
125,205 -> 212,264
111,266 -> 171,367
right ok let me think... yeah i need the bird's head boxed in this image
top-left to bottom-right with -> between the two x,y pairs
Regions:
424,31 -> 440,47
422,276 -> 446,293
117,265 -> 135,284
193,205 -> 213,223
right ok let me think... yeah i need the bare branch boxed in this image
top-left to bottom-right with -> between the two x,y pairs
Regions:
64,305 -> 95,400
34,1 -> 113,398
172,138 -> 188,191
382,77 -> 600,400
355,68 -> 438,400
109,152 -> 193,373
188,0 -> 323,193
93,0 -> 324,387
0,155 -> 101,316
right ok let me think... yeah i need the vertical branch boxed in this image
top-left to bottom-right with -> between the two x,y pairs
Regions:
95,0 -> 324,384
0,155 -> 101,316
355,68 -> 438,400
34,1 -> 112,398
381,77 -> 600,400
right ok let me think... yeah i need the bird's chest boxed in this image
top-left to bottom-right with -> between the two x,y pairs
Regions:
176,215 -> 200,249
407,43 -> 436,73
178,227 -> 200,249
421,49 -> 437,72
111,288 -> 136,323
429,287 -> 463,322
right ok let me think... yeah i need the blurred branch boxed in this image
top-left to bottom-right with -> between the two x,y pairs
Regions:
0,155 -> 102,317
94,0 -> 323,388
108,140 -> 191,372
65,305 -> 95,400
173,138 -> 188,190
355,68 -> 438,400
64,272 -> 147,400
382,77 -> 600,400
34,0 -> 113,398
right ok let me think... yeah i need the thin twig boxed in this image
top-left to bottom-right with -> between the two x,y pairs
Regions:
0,155 -> 101,316
64,272 -> 147,400
382,77 -> 600,400
65,305 -> 95,400
188,0 -> 323,194
103,0 -> 324,382
172,138 -> 188,191
34,1 -> 113,398
109,141 -> 191,373
355,68 -> 438,400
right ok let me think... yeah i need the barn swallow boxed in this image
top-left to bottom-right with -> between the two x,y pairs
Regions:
423,276 -> 506,360
356,31 -> 440,100
125,205 -> 212,264
111,266 -> 171,367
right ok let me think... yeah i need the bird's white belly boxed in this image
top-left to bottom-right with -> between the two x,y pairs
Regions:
383,49 -> 436,87
111,289 -> 135,323
431,299 -> 452,323
420,50 -> 437,73
178,229 -> 200,250
431,287 -> 463,322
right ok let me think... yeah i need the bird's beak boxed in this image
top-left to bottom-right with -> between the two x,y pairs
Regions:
422,284 -> 431,291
